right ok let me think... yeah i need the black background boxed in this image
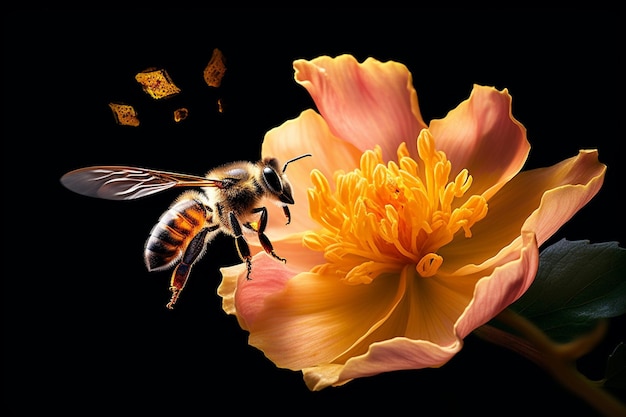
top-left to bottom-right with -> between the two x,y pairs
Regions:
3,9 -> 624,416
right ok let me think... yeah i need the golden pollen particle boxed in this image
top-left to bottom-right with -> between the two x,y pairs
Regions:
108,102 -> 140,126
135,68 -> 181,99
173,108 -> 189,122
204,48 -> 227,87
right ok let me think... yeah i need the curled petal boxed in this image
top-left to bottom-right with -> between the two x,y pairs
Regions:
439,149 -> 606,273
217,262 -> 244,318
302,364 -> 349,390
294,55 -> 427,162
455,231 -> 539,339
429,85 -> 529,201
520,150 -> 606,246
304,338 -> 462,390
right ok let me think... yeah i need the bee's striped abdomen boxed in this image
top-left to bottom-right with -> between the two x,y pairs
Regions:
144,191 -> 212,271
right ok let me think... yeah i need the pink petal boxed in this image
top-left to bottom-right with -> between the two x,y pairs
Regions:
294,55 -> 427,163
218,247 -> 327,326
218,253 -> 297,330
429,85 -> 530,201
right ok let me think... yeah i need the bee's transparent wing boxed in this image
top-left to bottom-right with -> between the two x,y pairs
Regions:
60,166 -> 221,200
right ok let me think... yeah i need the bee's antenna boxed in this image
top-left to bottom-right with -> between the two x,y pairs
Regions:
283,153 -> 312,172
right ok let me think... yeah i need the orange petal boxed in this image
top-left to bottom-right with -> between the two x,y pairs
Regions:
294,55 -> 427,163
429,85 -> 530,201
331,266 -> 472,355
260,109 -> 363,237
439,150 -> 606,273
243,269 -> 406,370
401,269 -> 476,344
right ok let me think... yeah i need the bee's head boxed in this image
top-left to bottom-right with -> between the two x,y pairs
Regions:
261,154 -> 311,204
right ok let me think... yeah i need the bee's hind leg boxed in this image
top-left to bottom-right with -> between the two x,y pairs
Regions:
167,227 -> 212,309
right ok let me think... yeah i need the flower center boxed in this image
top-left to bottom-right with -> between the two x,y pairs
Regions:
303,129 -> 488,284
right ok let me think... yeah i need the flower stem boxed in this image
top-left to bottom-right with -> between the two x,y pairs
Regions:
474,308 -> 626,417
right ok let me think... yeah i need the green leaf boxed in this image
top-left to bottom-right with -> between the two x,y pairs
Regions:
510,239 -> 626,342
605,342 -> 626,390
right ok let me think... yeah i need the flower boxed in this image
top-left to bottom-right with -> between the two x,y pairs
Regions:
217,55 -> 606,390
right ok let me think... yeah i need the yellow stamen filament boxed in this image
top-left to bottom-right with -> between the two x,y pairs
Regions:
305,130 -> 488,283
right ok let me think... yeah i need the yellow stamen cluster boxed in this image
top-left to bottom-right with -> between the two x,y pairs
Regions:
304,130 -> 488,284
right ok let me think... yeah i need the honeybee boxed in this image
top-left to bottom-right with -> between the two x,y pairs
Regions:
60,154 -> 311,309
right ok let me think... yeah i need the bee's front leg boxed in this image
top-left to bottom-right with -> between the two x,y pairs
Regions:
248,207 -> 287,264
282,205 -> 291,225
229,212 -> 253,279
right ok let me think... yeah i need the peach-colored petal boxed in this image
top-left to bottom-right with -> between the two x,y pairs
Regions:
263,233 -> 326,272
429,85 -> 529,201
455,231 -> 539,339
439,149 -> 606,273
244,270 -> 406,370
294,55 -> 427,163
302,364 -> 349,390
217,261 -> 247,325
260,109 -> 363,237
521,150 -> 606,246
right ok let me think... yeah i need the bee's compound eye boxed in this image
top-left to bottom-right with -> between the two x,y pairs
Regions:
263,167 -> 283,194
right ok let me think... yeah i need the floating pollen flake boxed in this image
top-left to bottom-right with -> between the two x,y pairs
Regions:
135,68 -> 182,100
108,102 -> 140,127
204,48 -> 227,113
203,47 -> 227,88
173,107 -> 189,123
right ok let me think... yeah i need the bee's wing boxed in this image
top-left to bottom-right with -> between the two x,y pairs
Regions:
60,166 -> 221,200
